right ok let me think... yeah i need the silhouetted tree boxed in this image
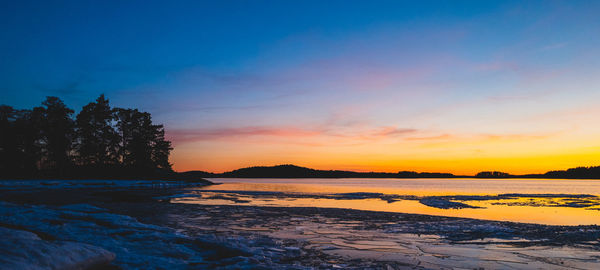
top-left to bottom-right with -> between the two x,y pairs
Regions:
75,94 -> 120,168
35,97 -> 75,176
116,108 -> 172,174
12,108 -> 43,174
543,166 -> 600,179
1,96 -> 174,179
0,106 -> 14,171
0,106 -> 21,174
151,124 -> 173,171
475,171 -> 511,178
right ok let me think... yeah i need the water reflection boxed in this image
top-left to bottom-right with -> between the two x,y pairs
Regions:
173,178 -> 600,226
204,178 -> 600,195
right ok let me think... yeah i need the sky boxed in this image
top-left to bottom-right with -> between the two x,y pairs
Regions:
1,0 -> 600,174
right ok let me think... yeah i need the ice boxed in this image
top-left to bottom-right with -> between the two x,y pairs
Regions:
0,179 -> 210,191
3,180 -> 600,269
59,203 -> 107,213
0,202 -> 203,269
418,197 -> 480,209
0,227 -> 40,240
0,227 -> 115,270
0,201 -> 322,269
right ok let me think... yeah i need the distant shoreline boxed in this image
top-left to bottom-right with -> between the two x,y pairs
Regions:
0,175 -> 214,185
4,163 -> 600,180
176,164 -> 600,180
207,176 -> 600,180
4,177 -> 600,180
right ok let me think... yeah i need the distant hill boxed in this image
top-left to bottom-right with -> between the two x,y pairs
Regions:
530,166 -> 600,179
211,164 -> 457,178
182,164 -> 600,179
474,166 -> 600,179
174,170 -> 217,179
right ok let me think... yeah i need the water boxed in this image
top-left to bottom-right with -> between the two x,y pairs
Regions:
175,178 -> 600,225
204,178 -> 600,195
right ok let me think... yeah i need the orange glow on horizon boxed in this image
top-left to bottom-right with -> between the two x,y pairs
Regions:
169,135 -> 600,175
167,99 -> 600,175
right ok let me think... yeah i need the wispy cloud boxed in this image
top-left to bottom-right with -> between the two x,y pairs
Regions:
152,104 -> 271,114
405,134 -> 453,141
475,61 -> 519,72
480,132 -> 556,141
168,126 -> 320,142
539,42 -> 567,51
168,124 -> 417,144
33,80 -> 83,96
361,126 -> 417,138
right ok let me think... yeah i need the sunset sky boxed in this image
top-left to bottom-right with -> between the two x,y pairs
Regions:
1,1 -> 600,174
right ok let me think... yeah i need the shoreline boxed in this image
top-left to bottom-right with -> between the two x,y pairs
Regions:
2,182 -> 600,269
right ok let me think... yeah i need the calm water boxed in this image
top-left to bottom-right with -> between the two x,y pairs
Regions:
204,178 -> 600,195
176,178 -> 600,225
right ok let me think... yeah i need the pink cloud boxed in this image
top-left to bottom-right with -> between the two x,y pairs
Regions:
167,126 -> 320,143
405,134 -> 453,141
367,126 -> 417,138
168,124 -> 417,145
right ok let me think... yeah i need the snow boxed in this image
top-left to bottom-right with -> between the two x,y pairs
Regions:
0,202 -> 204,269
5,180 -> 599,269
59,204 -> 107,213
0,179 -> 208,191
0,227 -> 115,270
0,201 -> 307,269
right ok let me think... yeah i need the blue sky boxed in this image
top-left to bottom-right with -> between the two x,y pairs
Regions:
1,0 -> 600,173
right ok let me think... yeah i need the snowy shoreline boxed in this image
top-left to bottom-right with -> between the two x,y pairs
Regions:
2,180 -> 600,269
0,179 -> 213,190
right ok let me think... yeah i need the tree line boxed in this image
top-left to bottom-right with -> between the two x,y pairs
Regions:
0,95 -> 172,179
185,164 -> 600,179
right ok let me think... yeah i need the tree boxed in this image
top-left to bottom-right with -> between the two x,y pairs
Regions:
36,97 -> 75,175
12,108 -> 43,174
0,106 -> 17,173
116,108 -> 172,173
1,95 -> 172,179
475,171 -> 510,178
151,124 -> 173,171
75,94 -> 120,168
0,106 -> 42,176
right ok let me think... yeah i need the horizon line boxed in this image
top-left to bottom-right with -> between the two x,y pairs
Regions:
177,163 -> 600,177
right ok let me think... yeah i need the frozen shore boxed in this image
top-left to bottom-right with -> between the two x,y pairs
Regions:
0,226 -> 115,270
2,180 -> 600,269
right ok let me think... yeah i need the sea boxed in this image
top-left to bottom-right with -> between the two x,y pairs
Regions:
172,178 -> 600,225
